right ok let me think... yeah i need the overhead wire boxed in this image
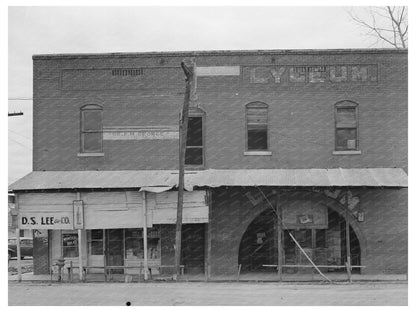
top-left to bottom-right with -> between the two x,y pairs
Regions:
246,174 -> 332,283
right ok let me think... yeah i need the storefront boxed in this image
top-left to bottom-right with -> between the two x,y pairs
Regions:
10,168 -> 407,280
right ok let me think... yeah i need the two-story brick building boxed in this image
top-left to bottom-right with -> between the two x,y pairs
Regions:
10,49 -> 407,280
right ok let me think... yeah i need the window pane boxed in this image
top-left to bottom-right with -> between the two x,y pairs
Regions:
185,147 -> 203,165
186,117 -> 203,146
247,129 -> 268,150
91,241 -> 103,255
91,229 -> 103,240
125,238 -> 143,258
83,110 -> 102,131
316,229 -> 326,248
62,234 -> 79,258
336,108 -> 356,124
83,132 -> 102,152
247,108 -> 268,127
335,128 -> 357,150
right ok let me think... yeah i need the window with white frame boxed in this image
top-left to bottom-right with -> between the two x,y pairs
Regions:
246,102 -> 268,151
185,108 -> 205,166
80,105 -> 103,153
62,231 -> 79,258
335,101 -> 359,151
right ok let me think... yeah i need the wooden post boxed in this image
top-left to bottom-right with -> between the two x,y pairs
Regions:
142,191 -> 148,280
78,229 -> 83,281
76,192 -> 83,281
345,191 -> 352,283
174,61 -> 194,280
277,194 -> 283,282
206,190 -> 212,280
16,228 -> 22,282
103,229 -> 107,282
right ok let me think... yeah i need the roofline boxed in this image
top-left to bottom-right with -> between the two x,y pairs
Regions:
32,48 -> 408,60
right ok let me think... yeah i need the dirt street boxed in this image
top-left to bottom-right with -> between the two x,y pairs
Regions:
8,281 -> 407,306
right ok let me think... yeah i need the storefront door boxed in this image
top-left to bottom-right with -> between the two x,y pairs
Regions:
87,229 -> 105,273
106,229 -> 124,273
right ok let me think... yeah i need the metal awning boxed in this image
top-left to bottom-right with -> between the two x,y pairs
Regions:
9,168 -> 407,191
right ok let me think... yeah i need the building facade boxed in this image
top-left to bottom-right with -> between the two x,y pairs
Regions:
10,49 -> 408,278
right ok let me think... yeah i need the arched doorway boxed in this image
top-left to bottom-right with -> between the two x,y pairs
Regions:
238,206 -> 361,273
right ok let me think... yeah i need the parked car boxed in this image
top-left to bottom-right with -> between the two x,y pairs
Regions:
8,237 -> 33,260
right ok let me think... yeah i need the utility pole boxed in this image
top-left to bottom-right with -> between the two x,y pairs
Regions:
174,61 -> 194,280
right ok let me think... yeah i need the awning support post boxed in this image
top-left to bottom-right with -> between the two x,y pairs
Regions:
76,192 -> 83,281
142,191 -> 148,280
345,190 -> 352,283
16,227 -> 22,282
276,193 -> 283,282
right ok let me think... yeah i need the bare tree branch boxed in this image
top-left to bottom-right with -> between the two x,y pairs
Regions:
347,6 -> 407,49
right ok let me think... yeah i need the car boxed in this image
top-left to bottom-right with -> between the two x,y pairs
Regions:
8,237 -> 33,260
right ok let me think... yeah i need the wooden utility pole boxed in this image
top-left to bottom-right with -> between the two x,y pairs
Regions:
174,61 -> 194,280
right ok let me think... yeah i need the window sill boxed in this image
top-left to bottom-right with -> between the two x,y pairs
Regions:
244,151 -> 272,156
332,150 -> 362,155
77,152 -> 104,157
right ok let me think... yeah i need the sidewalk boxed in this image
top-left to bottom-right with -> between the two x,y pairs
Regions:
8,271 -> 408,283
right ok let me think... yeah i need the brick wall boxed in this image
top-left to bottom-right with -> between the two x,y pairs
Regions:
32,50 -> 407,172
209,187 -> 407,276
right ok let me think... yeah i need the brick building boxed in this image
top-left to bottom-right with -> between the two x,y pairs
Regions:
10,49 -> 407,279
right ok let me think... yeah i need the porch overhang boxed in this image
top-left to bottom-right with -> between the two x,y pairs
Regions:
9,168 -> 408,192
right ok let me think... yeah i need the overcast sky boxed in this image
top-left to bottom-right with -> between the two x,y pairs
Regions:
7,5 -> 404,185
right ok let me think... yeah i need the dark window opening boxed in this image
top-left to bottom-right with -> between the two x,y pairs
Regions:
185,116 -> 203,166
246,103 -> 268,151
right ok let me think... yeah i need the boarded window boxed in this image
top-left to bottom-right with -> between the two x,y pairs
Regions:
335,102 -> 358,151
246,102 -> 268,150
81,105 -> 103,153
185,116 -> 204,166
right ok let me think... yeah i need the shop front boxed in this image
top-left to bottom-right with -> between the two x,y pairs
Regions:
15,188 -> 208,278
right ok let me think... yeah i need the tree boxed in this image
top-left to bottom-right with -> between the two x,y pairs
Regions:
348,6 -> 408,49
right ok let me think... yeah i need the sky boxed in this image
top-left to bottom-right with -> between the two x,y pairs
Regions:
6,4 -> 410,185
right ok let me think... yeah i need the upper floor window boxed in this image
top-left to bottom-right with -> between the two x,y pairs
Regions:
80,105 -> 103,153
335,101 -> 358,151
246,102 -> 268,151
185,108 -> 205,167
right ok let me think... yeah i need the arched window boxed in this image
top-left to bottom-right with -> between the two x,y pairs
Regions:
185,107 -> 205,166
246,102 -> 268,151
334,101 -> 358,151
80,105 -> 103,153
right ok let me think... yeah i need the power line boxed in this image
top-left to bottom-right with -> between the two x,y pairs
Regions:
8,129 -> 32,141
8,137 -> 32,151
8,112 -> 24,116
8,98 -> 33,101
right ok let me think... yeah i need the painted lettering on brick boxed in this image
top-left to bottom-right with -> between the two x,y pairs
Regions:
103,126 -> 179,140
246,64 -> 378,84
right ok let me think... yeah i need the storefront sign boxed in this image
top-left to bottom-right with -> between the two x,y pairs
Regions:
283,202 -> 328,229
18,211 -> 74,230
103,126 -> 179,140
73,200 -> 84,229
245,64 -> 378,84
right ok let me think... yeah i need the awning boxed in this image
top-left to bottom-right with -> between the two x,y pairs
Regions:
9,168 -> 407,191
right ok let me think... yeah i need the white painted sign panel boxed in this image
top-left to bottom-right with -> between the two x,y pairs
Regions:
19,211 -> 74,230
103,126 -> 179,140
196,66 -> 240,76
